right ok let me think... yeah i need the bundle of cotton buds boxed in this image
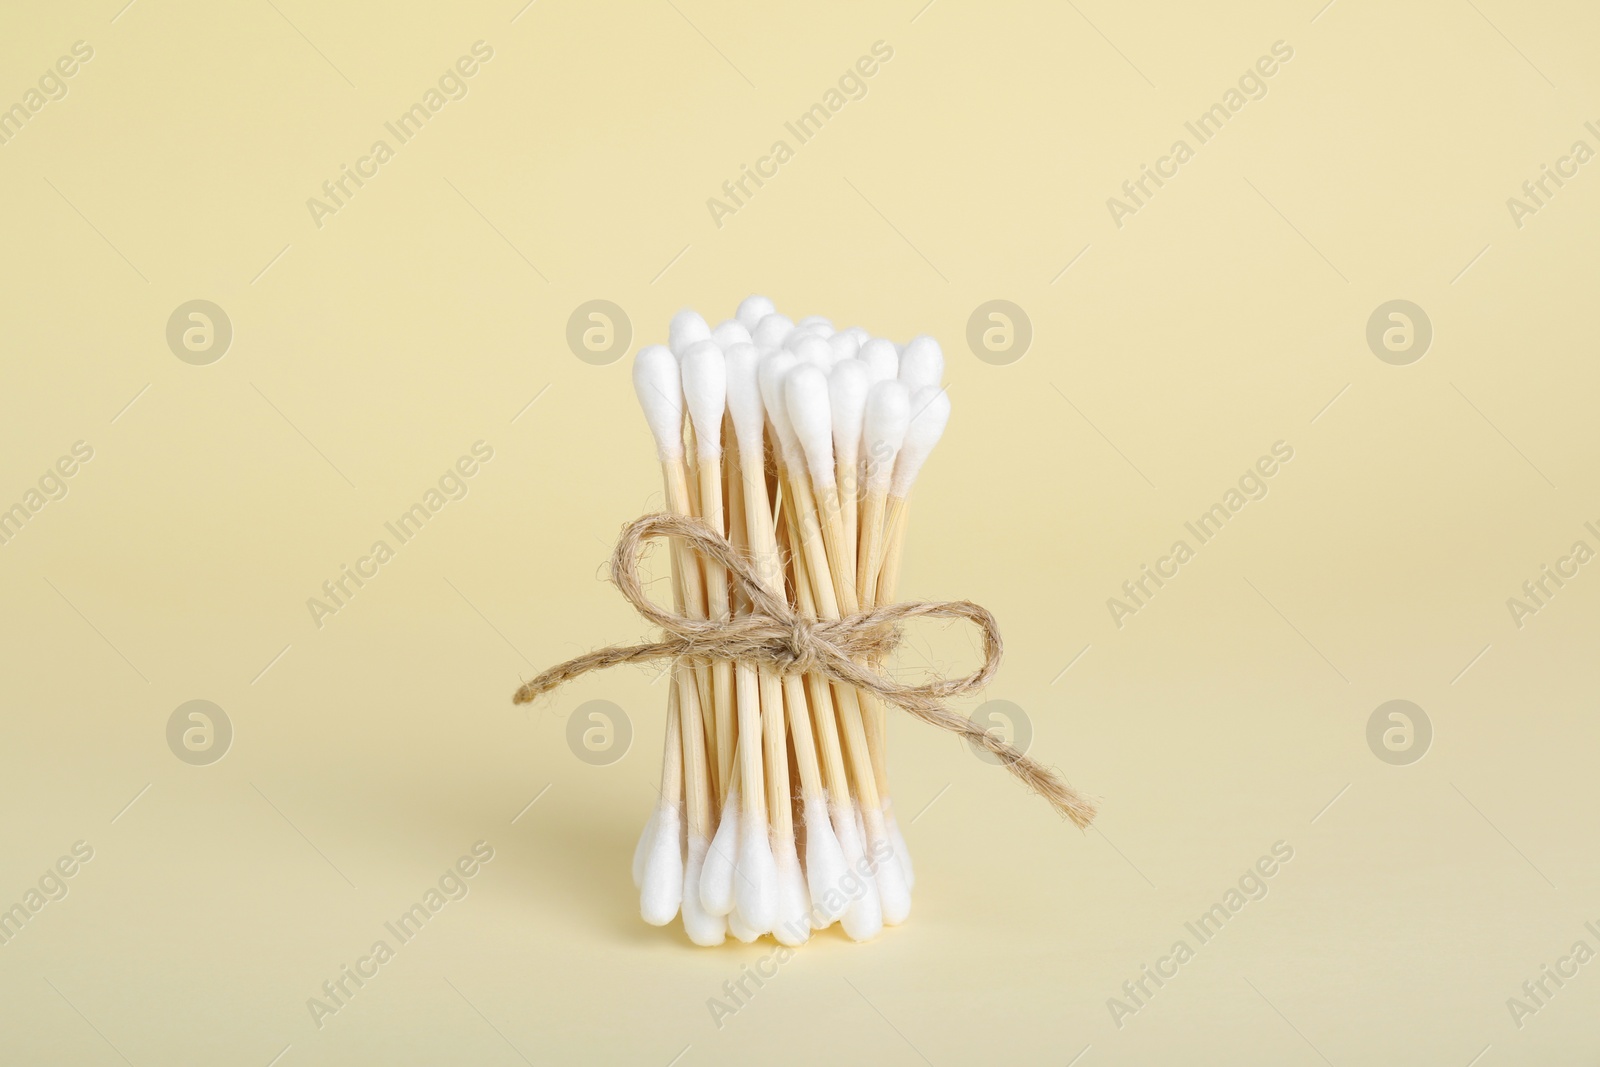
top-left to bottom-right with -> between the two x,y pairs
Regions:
629,296 -> 950,945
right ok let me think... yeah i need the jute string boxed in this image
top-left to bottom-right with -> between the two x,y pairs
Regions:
512,513 -> 1097,829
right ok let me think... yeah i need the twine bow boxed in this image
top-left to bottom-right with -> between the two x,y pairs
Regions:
512,513 -> 1097,828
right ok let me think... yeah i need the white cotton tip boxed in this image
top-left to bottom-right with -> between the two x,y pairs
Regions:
640,803 -> 684,926
711,319 -> 752,349
632,345 -> 684,461
884,799 -> 914,891
863,380 -> 911,492
790,333 -> 835,369
633,808 -> 660,889
728,907 -> 762,944
891,385 -> 951,497
782,327 -> 824,354
831,800 -> 882,941
784,363 -> 835,487
771,836 -> 812,946
681,832 -> 727,945
701,788 -> 739,916
723,343 -> 766,463
752,312 -> 795,352
803,799 -> 850,925
863,806 -> 911,925
680,341 -> 727,457
829,331 -> 862,362
858,338 -> 899,385
842,325 -> 871,347
796,315 -> 834,336
899,336 -> 944,391
668,308 -> 711,355
828,360 -> 870,473
734,819 -> 779,936
736,294 -> 776,331
758,351 -> 803,466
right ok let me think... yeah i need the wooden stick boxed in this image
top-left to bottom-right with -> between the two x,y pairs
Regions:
737,436 -> 796,846
693,443 -> 737,809
718,419 -> 747,798
857,488 -> 891,616
856,486 -> 895,783
733,661 -> 767,836
675,658 -> 712,842
664,493 -> 713,845
780,467 -> 882,817
748,476 -> 825,809
836,452 -> 859,576
773,468 -> 850,806
659,669 -> 684,822
725,414 -> 749,615
662,455 -> 719,795
876,496 -> 910,610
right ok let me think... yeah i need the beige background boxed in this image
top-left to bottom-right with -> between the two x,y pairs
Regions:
2,0 -> 1597,1064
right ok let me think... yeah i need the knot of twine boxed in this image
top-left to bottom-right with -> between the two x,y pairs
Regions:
512,513 -> 1097,829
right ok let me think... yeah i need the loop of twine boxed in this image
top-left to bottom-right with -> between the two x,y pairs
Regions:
512,513 -> 1097,829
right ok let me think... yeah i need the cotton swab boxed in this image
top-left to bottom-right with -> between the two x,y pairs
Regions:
870,385 -> 951,895
785,364 -> 855,610
736,294 -> 775,331
752,312 -> 795,352
669,308 -> 712,355
681,342 -> 738,802
711,319 -> 752,349
858,338 -> 899,385
640,682 -> 684,925
775,487 -> 883,941
633,343 -> 725,942
827,360 -> 869,562
898,336 -> 943,391
856,381 -> 911,611
829,331 -> 862,362
877,385 -> 951,606
728,344 -> 847,934
790,334 -> 836,370
725,348 -> 815,945
850,381 -> 913,883
717,347 -> 782,935
780,362 -> 910,928
621,306 -> 965,947
760,352 -> 880,937
634,344 -> 716,734
631,347 -> 689,927
782,327 -> 825,354
701,763 -> 739,916
633,806 -> 658,889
